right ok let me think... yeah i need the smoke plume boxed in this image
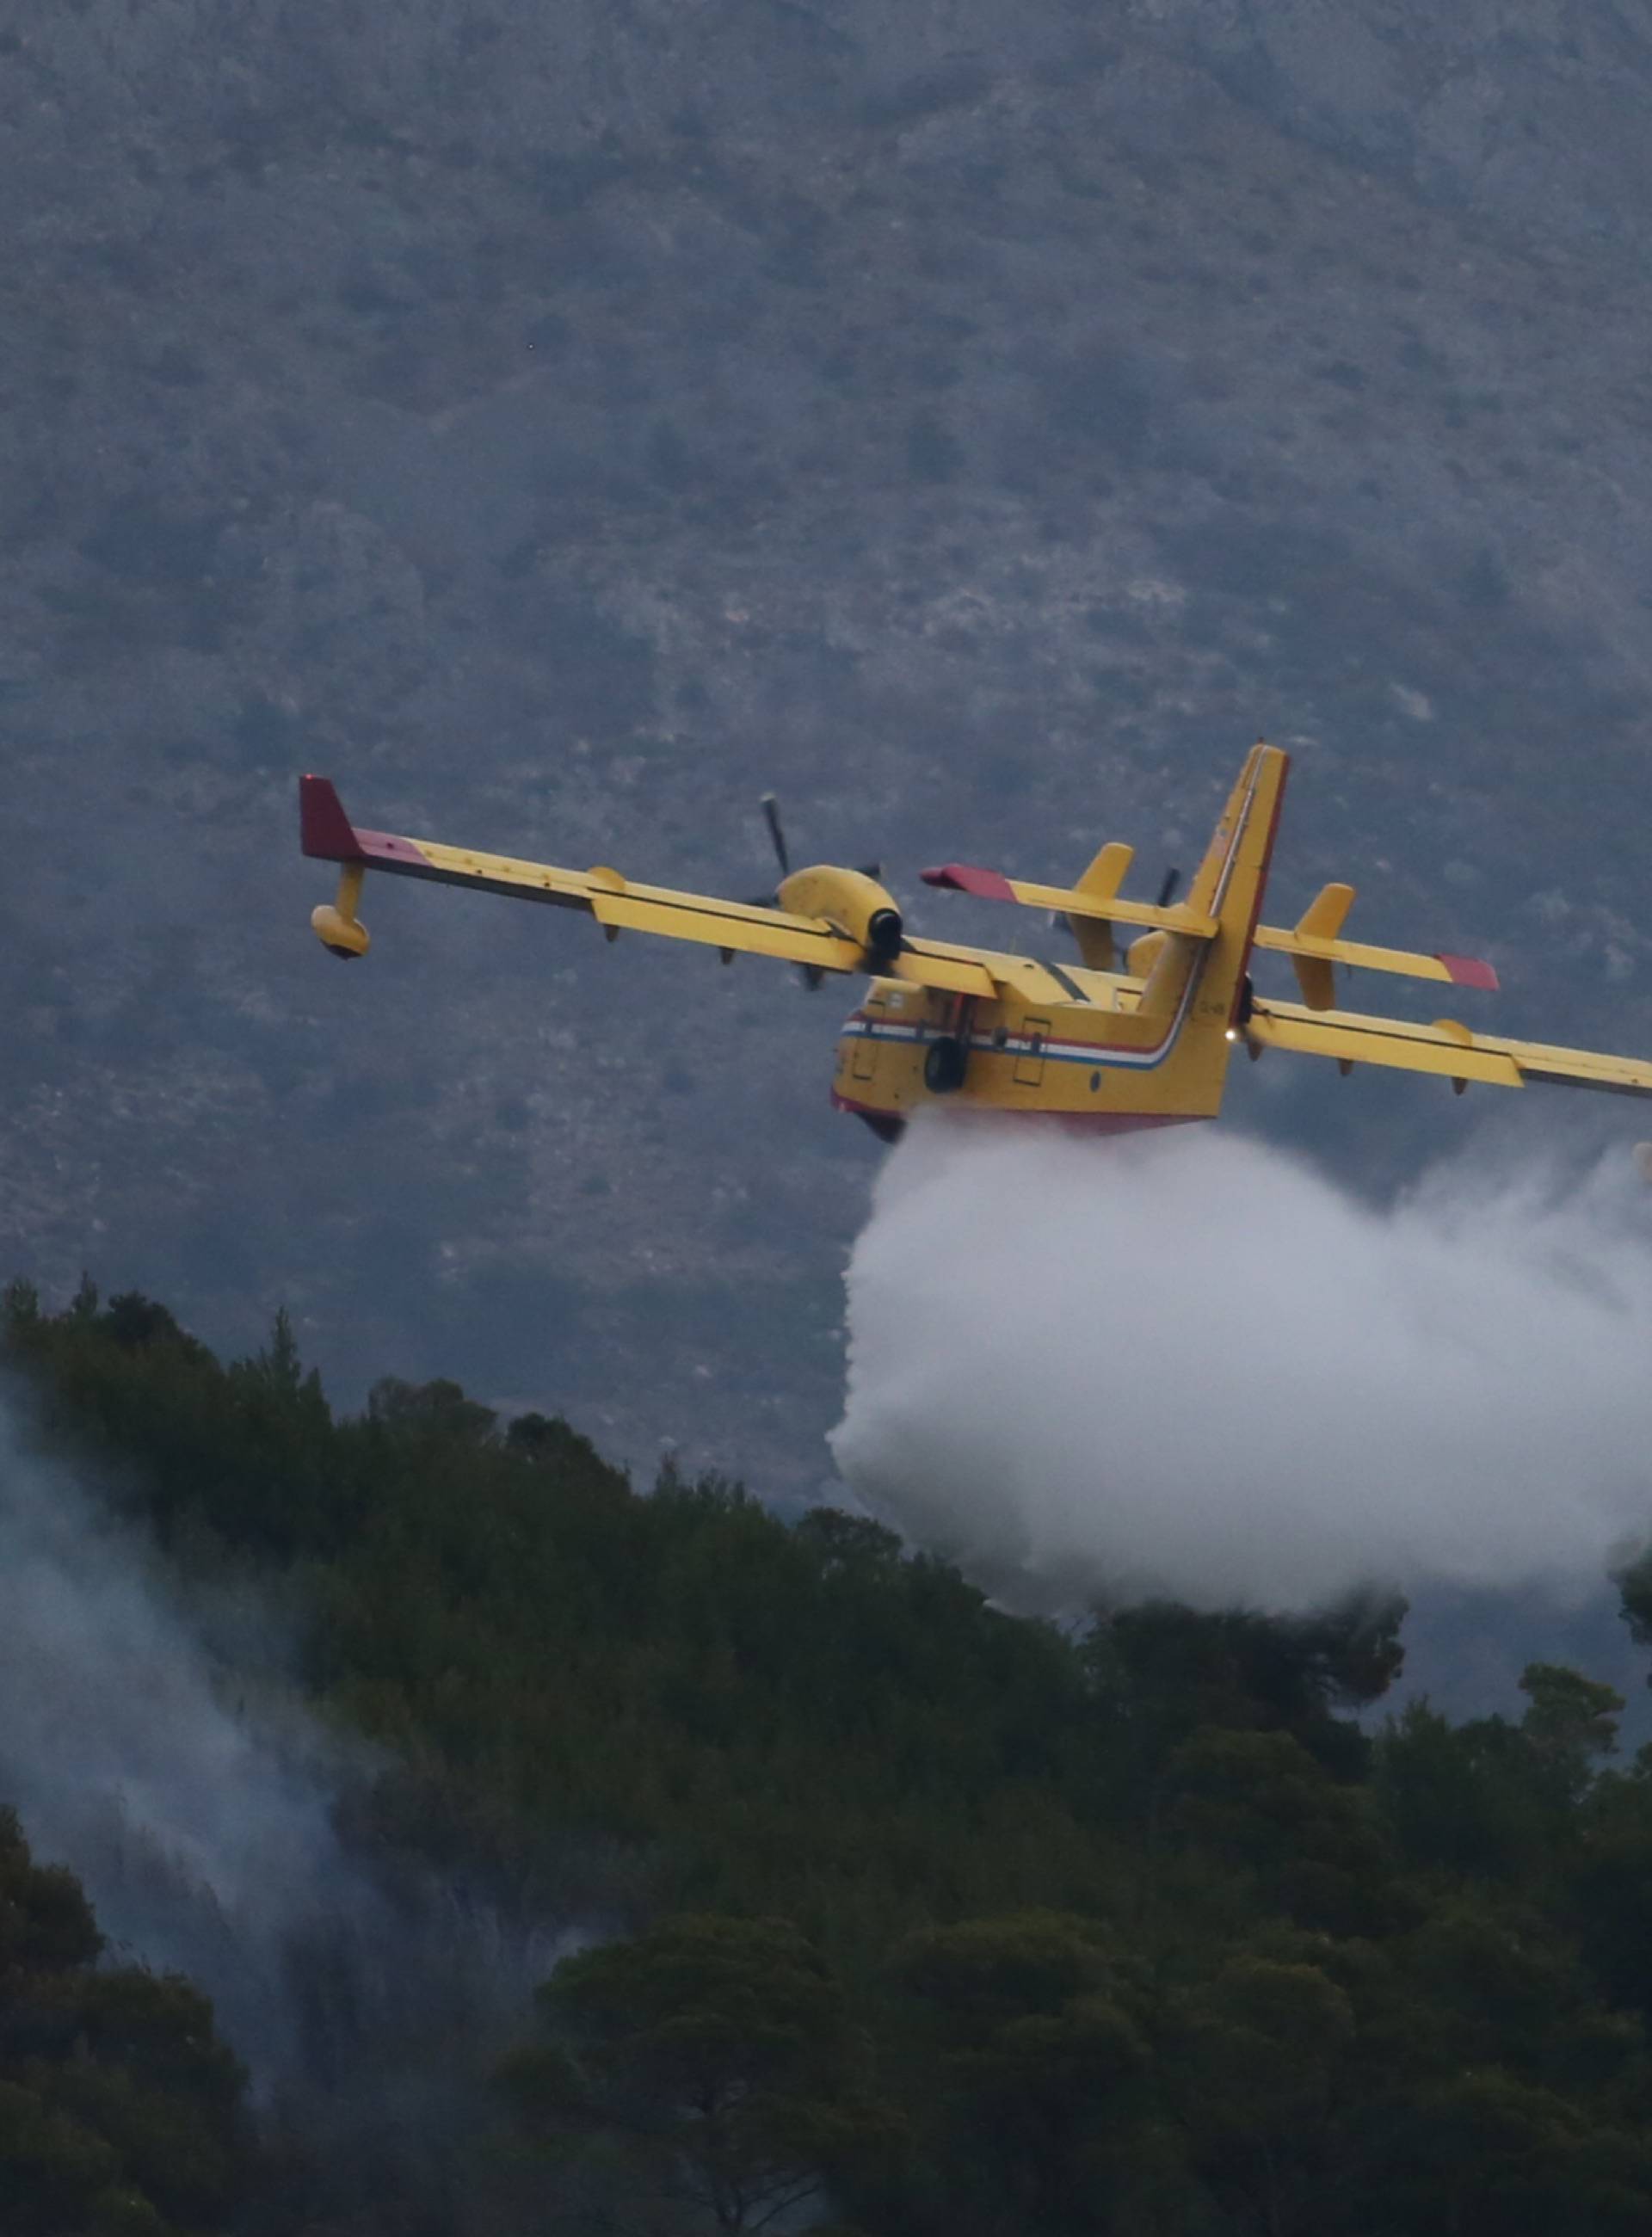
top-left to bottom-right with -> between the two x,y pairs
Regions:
831,1117 -> 1652,1614
0,1394 -> 570,2206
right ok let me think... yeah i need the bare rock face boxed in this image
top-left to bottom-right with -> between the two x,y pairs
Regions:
5,3 -> 1652,1491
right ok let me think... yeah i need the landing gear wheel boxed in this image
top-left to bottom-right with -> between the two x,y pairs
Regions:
924,1035 -> 969,1094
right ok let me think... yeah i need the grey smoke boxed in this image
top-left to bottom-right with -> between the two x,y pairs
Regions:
831,1117 -> 1652,1614
0,1392 -> 571,2197
0,1403 -> 333,2066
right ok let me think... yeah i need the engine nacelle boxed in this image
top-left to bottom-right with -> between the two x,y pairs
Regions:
311,903 -> 369,959
777,866 -> 903,967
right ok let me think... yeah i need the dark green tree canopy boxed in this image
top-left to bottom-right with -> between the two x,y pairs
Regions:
9,1279 -> 1652,2236
0,1809 -> 244,2237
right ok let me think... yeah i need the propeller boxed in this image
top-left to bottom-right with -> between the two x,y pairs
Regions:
761,792 -> 791,880
744,794 -> 889,989
743,792 -> 792,907
746,793 -> 882,904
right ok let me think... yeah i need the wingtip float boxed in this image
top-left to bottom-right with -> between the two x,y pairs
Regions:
299,746 -> 1652,1151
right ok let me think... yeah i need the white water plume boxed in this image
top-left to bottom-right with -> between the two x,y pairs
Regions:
830,1117 -> 1652,1613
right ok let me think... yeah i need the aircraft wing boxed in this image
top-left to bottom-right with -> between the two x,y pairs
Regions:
300,776 -> 1004,994
885,940 -> 999,997
1246,995 -> 1652,1098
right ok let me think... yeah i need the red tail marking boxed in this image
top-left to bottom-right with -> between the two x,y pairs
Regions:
299,774 -> 363,861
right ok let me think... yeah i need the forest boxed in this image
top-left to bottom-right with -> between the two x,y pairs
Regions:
7,1278 -> 1652,2236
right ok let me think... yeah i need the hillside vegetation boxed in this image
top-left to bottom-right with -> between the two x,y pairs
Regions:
7,1280 -> 1652,2233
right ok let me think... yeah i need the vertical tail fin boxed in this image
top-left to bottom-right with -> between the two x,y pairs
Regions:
1186,743 -> 1287,921
1191,741 -> 1288,1025
1138,743 -> 1288,1027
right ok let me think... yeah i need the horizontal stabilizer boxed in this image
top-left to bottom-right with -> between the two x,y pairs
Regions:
922,862 -> 1496,999
920,863 -> 1218,940
922,861 -> 1016,902
1250,921 -> 1500,1008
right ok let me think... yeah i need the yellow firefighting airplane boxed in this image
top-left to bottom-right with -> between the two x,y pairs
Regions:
299,743 -> 1652,1143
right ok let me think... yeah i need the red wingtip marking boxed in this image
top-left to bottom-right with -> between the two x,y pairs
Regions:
299,774 -> 363,861
1438,953 -> 1500,991
919,862 -> 1017,901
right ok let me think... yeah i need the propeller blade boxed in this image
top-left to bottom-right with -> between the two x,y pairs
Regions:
747,806 -> 883,977
1156,866 -> 1181,909
761,793 -> 792,878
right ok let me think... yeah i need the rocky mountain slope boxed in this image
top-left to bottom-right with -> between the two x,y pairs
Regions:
4,3 -> 1652,1493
